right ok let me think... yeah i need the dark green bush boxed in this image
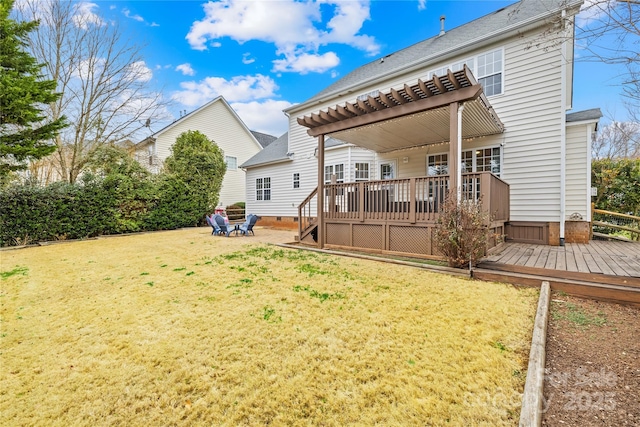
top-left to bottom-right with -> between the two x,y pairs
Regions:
0,137 -> 227,246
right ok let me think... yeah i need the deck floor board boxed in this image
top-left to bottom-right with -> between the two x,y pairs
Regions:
485,241 -> 639,281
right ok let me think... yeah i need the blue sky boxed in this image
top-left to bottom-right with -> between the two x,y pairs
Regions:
56,0 -> 632,138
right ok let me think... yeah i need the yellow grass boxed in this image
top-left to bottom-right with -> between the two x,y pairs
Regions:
0,227 -> 537,426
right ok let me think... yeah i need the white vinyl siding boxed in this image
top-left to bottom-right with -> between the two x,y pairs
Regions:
283,25 -> 577,223
565,124 -> 590,219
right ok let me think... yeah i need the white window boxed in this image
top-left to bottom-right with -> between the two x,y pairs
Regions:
292,173 -> 300,189
427,147 -> 501,176
426,48 -> 503,96
225,156 -> 237,170
324,164 -> 344,184
256,177 -> 271,201
354,163 -> 369,181
427,154 -> 449,176
379,161 -> 396,180
476,49 -> 503,96
475,147 -> 501,176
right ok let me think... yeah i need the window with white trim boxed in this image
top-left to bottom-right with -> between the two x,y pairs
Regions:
476,49 -> 503,96
426,48 -> 503,96
324,164 -> 344,184
475,147 -> 501,176
225,156 -> 237,170
256,177 -> 271,201
354,162 -> 369,181
427,147 -> 502,176
292,173 -> 300,189
427,154 -> 449,176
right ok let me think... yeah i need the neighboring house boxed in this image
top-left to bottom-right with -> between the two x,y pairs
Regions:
135,96 -> 275,208
242,0 -> 601,254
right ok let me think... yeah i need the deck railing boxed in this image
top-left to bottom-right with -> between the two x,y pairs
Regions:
323,172 -> 509,223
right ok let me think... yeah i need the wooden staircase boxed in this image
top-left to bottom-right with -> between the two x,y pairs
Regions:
298,187 -> 318,245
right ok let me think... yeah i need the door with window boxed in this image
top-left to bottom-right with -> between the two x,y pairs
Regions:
379,161 -> 396,180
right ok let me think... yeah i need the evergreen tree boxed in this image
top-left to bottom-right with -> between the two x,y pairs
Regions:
0,0 -> 67,177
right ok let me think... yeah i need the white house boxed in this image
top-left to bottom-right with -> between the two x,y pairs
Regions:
135,96 -> 276,208
242,0 -> 601,254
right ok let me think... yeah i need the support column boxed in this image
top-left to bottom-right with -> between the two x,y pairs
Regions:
317,135 -> 325,248
449,102 -> 459,202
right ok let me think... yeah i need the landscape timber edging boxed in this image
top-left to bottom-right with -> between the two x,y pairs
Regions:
519,281 -> 551,427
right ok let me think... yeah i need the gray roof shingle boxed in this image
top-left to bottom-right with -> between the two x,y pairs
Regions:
241,133 -> 290,168
251,131 -> 277,148
292,0 -> 582,110
566,108 -> 603,122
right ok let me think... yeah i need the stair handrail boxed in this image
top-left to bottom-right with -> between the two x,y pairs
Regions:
298,187 -> 318,241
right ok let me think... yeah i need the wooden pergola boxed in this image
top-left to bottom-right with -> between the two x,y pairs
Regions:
297,65 -> 505,248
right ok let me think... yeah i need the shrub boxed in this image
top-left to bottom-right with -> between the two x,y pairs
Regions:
434,192 -> 489,268
226,203 -> 245,220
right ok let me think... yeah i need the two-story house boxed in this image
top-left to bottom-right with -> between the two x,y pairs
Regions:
242,0 -> 601,256
135,96 -> 276,207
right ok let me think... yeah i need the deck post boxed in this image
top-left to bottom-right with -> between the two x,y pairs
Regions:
359,182 -> 365,222
449,102 -> 459,203
409,178 -> 416,224
317,135 -> 325,248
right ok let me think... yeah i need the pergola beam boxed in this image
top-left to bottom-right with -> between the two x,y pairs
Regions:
306,84 -> 482,137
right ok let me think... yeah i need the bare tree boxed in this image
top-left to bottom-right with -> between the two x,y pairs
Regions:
592,119 -> 640,159
14,0 -> 170,183
577,0 -> 639,107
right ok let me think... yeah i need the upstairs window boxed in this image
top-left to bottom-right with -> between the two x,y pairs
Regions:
476,49 -> 503,96
225,156 -> 237,170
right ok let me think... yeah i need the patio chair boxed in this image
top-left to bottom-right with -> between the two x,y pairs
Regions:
238,214 -> 259,236
213,214 -> 234,237
206,214 -> 222,235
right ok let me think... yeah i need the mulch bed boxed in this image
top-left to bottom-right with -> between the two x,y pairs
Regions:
542,293 -> 640,426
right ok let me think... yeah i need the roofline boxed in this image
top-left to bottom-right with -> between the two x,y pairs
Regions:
141,96 -> 264,151
241,158 -> 293,170
566,118 -> 600,127
285,0 -> 582,115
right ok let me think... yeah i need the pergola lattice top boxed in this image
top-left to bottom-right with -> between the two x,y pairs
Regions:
296,65 -> 504,151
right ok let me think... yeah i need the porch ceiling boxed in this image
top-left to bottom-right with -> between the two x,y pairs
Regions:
297,65 -> 504,153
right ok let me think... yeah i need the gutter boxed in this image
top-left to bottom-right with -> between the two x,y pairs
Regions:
560,8 -> 567,246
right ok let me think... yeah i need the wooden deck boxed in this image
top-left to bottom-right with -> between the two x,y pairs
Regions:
482,241 -> 640,278
475,241 -> 640,305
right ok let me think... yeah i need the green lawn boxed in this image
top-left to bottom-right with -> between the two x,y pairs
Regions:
0,227 -> 537,426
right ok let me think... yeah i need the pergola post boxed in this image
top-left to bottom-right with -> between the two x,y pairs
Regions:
449,102 -> 460,202
317,134 -> 325,248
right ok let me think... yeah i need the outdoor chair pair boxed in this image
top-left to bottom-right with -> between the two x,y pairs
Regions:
206,213 -> 259,237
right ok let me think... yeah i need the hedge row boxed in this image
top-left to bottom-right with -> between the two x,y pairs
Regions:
0,174 -> 206,247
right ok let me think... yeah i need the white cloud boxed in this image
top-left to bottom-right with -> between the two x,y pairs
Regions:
72,2 -> 105,30
272,50 -> 339,74
128,61 -> 153,82
418,0 -> 427,11
123,8 -> 144,22
186,0 -> 379,74
242,53 -> 256,65
150,22 -> 160,27
577,0 -> 615,27
176,63 -> 196,76
172,74 -> 279,107
231,100 -> 293,137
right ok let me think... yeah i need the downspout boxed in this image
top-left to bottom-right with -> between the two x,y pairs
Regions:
586,124 -> 593,222
457,103 -> 465,202
559,9 -> 567,246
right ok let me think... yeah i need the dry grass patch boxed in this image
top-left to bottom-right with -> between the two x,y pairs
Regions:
1,227 -> 537,426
